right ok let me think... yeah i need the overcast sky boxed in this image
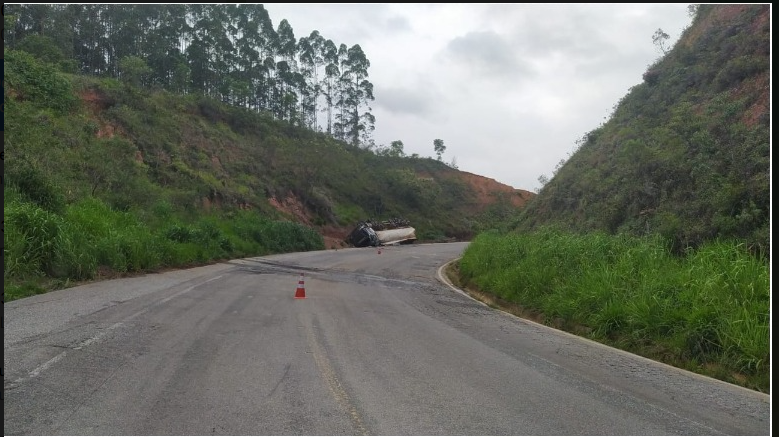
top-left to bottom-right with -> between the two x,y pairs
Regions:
262,3 -> 694,191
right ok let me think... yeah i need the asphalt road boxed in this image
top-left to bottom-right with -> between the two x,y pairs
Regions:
3,242 -> 770,435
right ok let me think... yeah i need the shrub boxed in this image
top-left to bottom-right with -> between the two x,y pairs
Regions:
5,159 -> 66,214
4,200 -> 65,277
5,49 -> 77,112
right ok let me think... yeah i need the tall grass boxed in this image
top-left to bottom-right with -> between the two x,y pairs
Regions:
4,195 -> 324,301
5,198 -> 65,278
458,229 -> 770,393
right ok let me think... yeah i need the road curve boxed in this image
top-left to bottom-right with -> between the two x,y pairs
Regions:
3,242 -> 770,435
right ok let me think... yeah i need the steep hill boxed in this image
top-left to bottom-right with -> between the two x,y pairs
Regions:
4,52 -> 533,252
513,4 -> 770,256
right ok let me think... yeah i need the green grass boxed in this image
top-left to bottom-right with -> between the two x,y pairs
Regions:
4,195 -> 325,301
458,229 -> 769,393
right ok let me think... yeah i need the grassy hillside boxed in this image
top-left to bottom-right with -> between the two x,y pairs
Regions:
4,47 -> 530,299
513,4 -> 769,257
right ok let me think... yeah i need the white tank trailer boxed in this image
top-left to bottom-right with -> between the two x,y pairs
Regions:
346,218 -> 417,247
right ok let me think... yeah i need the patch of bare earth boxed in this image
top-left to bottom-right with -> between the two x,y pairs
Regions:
738,74 -> 769,128
80,88 -> 121,139
268,195 -> 312,226
268,194 -> 350,249
453,171 -> 534,212
320,225 -> 350,249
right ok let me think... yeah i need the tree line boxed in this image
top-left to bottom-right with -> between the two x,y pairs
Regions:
4,4 -> 376,147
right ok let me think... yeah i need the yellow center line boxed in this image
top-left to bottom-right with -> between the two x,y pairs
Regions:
304,322 -> 369,435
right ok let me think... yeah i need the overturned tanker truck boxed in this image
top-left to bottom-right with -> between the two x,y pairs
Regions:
346,217 -> 417,247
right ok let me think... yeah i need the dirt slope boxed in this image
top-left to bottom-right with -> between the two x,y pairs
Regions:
455,171 -> 533,210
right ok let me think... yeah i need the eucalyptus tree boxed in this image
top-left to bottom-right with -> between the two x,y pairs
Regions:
69,4 -> 110,75
274,60 -> 299,122
652,28 -> 670,55
321,39 -> 340,135
103,5 -> 147,77
48,5 -> 77,61
274,19 -> 299,122
261,55 -> 278,114
332,43 -> 350,142
297,33 -> 315,127
4,4 -> 50,46
144,5 -> 190,90
389,140 -> 405,157
186,4 -> 235,98
338,44 -> 375,147
434,139 -> 446,160
186,4 -> 211,95
359,94 -> 376,149
232,4 -> 263,109
3,4 -> 23,47
216,4 -> 239,104
4,4 -> 378,146
298,30 -> 327,131
251,5 -> 278,113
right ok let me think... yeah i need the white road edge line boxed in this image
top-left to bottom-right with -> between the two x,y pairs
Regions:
15,274 -> 225,384
436,258 -> 769,400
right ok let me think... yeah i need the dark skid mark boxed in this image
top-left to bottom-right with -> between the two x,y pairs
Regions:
230,259 -> 433,291
267,363 -> 292,399
227,259 -> 323,276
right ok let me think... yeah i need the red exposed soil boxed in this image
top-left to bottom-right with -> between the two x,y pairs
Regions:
268,195 -> 312,227
739,74 -> 769,128
454,171 -> 533,211
81,88 -> 119,138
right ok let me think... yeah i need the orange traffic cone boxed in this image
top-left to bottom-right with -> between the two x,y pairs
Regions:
294,273 -> 306,299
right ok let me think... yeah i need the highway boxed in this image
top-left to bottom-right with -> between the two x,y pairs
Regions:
3,242 -> 770,435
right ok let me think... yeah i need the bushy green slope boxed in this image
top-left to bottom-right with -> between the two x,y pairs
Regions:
513,4 -> 769,256
5,46 -> 521,236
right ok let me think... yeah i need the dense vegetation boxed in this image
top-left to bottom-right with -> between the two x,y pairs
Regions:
4,4 -> 376,147
4,187 -> 325,301
515,4 -> 770,258
458,230 -> 769,392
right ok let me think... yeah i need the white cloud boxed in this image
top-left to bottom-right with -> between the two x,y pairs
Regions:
262,3 -> 693,191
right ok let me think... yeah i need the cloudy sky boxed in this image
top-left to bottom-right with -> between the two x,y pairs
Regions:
263,3 -> 694,191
